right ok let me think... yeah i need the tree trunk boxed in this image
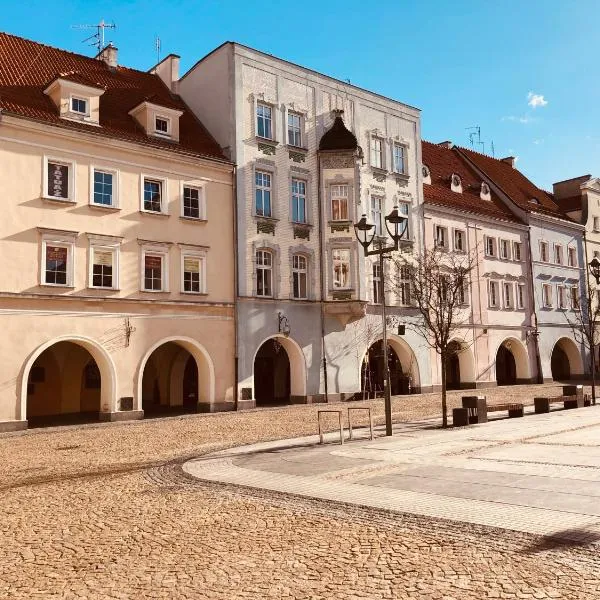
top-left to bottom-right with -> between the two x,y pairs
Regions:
441,351 -> 448,428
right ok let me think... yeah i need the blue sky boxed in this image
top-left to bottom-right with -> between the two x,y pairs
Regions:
2,0 -> 597,189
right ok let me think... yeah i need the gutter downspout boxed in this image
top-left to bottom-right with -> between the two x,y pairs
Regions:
526,228 -> 544,384
317,152 -> 329,402
232,164 -> 240,410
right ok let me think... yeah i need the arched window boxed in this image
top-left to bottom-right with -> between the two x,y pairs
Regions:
292,254 -> 308,299
256,249 -> 273,297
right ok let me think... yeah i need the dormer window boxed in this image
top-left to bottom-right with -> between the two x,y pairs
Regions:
71,97 -> 88,115
155,116 -> 170,136
422,165 -> 431,185
451,174 -> 462,193
480,182 -> 491,200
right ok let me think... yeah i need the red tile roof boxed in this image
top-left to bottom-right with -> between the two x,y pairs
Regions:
0,31 -> 226,161
421,141 -> 521,223
457,146 -> 569,220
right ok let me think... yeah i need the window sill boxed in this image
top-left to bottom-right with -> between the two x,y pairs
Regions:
89,286 -> 119,292
140,289 -> 170,294
180,216 -> 207,223
40,284 -> 75,289
89,203 -> 121,211
181,291 -> 208,296
393,171 -> 410,179
139,210 -> 169,217
255,295 -> 274,299
42,196 -> 76,204
291,221 -> 312,227
256,136 -> 277,146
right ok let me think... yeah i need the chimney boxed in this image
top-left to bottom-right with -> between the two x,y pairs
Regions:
97,44 -> 118,69
151,54 -> 181,93
501,156 -> 516,168
438,140 -> 453,149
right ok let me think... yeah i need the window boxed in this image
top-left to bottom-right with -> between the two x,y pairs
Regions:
143,178 -> 163,213
155,116 -> 169,135
370,196 -> 383,236
500,239 -> 511,260
489,281 -> 499,308
454,230 -> 465,252
398,266 -> 411,306
92,170 -> 114,206
90,247 -> 116,289
513,242 -> 522,261
517,284 -> 525,309
255,171 -> 272,217
542,283 -> 553,308
554,244 -> 563,265
435,226 -> 448,249
458,281 -> 467,305
292,254 -> 308,300
291,179 -> 306,223
568,246 -> 577,267
256,103 -> 273,139
45,159 -> 72,200
372,262 -> 381,304
370,137 -> 383,169
484,236 -> 495,257
503,282 -> 513,309
287,112 -> 302,147
392,144 -> 406,174
71,97 -> 87,115
142,250 -> 168,292
256,250 -> 273,297
571,286 -> 580,309
557,285 -> 567,309
182,254 -> 206,294
332,249 -> 351,289
331,184 -> 349,221
594,216 -> 600,232
540,241 -> 549,262
398,202 -> 410,240
183,186 -> 204,220
44,243 -> 71,286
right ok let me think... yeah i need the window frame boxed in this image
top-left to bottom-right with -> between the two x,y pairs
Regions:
291,178 -> 307,224
484,236 -> 496,257
331,247 -> 352,290
488,280 -> 499,308
570,286 -> 580,309
392,143 -> 407,175
41,239 -> 75,288
88,243 -> 119,290
256,102 -> 274,140
372,261 -> 381,305
43,156 -> 76,202
291,253 -> 308,300
90,166 -> 119,208
370,195 -> 384,237
517,283 -> 525,309
180,251 -> 207,295
503,282 -> 513,309
542,283 -> 553,308
141,246 -> 169,292
330,184 -> 350,222
539,241 -> 549,263
554,244 -> 563,265
499,239 -> 511,260
154,115 -> 171,137
255,169 -> 273,218
567,246 -> 577,267
557,285 -> 568,309
513,241 -> 522,262
370,135 -> 384,170
180,183 -> 206,221
255,248 -> 274,298
398,264 -> 412,306
435,225 -> 448,249
287,111 -> 303,148
453,229 -> 465,252
70,95 -> 89,116
140,175 -> 168,215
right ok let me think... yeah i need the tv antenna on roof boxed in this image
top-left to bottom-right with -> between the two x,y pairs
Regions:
155,35 -> 161,63
466,125 -> 486,154
72,19 -> 116,52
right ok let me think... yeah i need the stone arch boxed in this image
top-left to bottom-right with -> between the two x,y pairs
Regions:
551,337 -> 583,380
253,334 -> 307,402
360,334 -> 421,394
448,338 -> 476,388
20,335 -> 117,422
136,337 -> 215,412
494,337 -> 530,384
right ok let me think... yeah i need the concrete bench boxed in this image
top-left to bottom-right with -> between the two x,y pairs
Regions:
487,403 -> 524,418
452,407 -> 470,427
534,395 -> 583,414
461,396 -> 488,424
317,409 -> 344,445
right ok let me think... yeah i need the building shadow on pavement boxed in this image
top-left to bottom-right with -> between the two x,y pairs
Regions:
521,528 -> 600,554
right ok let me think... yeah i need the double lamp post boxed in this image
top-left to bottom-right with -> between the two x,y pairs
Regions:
353,206 -> 409,437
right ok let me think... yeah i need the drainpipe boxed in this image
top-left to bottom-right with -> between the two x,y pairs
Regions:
317,153 -> 328,402
232,164 -> 240,410
526,228 -> 544,384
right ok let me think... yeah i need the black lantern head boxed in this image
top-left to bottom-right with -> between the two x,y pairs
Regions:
354,213 -> 376,253
589,258 -> 600,284
385,205 -> 408,245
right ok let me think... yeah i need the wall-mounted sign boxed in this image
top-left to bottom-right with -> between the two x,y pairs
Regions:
47,162 -> 69,199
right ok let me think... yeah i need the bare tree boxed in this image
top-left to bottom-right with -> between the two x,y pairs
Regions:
564,274 -> 599,404
390,247 -> 477,427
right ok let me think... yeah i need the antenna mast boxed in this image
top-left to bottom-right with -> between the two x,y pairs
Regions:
155,35 -> 161,63
465,125 -> 487,154
72,19 -> 116,52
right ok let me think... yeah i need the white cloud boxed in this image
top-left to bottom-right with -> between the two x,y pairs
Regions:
502,115 -> 533,124
527,92 -> 548,108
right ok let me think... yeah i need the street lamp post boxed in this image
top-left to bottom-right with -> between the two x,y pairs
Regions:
354,207 -> 408,436
588,258 -> 600,405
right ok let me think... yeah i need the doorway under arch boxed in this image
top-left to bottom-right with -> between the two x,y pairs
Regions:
138,338 -> 214,415
495,338 -> 530,386
446,339 -> 476,390
551,337 -> 583,381
252,335 -> 306,406
23,339 -> 113,427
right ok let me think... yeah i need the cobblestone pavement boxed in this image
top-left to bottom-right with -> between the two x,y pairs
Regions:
1,383 -> 599,598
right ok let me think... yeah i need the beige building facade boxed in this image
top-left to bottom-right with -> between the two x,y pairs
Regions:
0,33 -> 235,430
